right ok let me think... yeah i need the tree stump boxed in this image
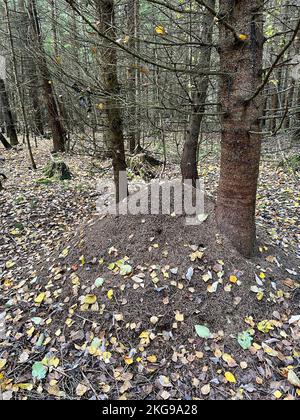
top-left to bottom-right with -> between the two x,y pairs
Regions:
43,158 -> 72,180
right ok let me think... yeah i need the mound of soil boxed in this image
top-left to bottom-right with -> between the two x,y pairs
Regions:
28,198 -> 299,400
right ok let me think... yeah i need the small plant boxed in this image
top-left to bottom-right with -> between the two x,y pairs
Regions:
279,155 -> 300,172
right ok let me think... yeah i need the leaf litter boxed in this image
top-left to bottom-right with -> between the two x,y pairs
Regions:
0,144 -> 299,400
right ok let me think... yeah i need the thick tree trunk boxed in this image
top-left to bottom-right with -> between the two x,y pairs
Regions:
28,0 -> 65,152
216,0 -> 264,258
181,0 -> 215,186
0,78 -> 18,146
96,0 -> 128,203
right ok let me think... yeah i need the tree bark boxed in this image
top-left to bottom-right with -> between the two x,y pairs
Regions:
0,78 -> 18,146
0,132 -> 12,149
18,0 -> 44,136
216,0 -> 264,258
28,0 -> 66,152
181,0 -> 215,186
127,0 -> 140,154
4,0 -> 36,169
95,0 -> 128,203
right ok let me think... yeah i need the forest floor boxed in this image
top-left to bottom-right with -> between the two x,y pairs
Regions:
0,140 -> 299,401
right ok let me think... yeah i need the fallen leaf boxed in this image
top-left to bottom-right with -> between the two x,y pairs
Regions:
83,295 -> 97,305
225,372 -> 237,384
76,383 -> 88,397
195,325 -> 211,339
288,370 -> 300,388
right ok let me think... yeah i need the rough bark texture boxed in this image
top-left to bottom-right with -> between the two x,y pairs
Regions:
0,78 -> 18,146
96,0 -> 128,203
216,0 -> 264,258
181,0 -> 215,186
19,0 -> 44,136
127,0 -> 140,154
29,0 -> 65,152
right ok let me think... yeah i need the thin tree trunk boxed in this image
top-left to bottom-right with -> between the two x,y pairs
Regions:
28,0 -> 66,152
18,0 -> 44,136
0,132 -> 12,149
181,0 -> 215,186
0,78 -> 18,146
95,0 -> 128,203
216,0 -> 264,258
4,0 -> 36,168
127,0 -> 140,154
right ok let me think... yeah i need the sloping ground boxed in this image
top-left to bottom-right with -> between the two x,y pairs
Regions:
0,143 -> 299,400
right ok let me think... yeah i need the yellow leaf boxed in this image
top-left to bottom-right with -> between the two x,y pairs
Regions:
107,289 -> 114,300
83,295 -> 97,305
48,356 -> 60,368
0,359 -> 7,370
147,355 -> 157,363
229,275 -> 238,284
59,247 -> 69,258
245,316 -> 255,327
190,251 -> 204,262
175,311 -> 184,322
274,390 -> 282,399
257,320 -> 274,334
27,326 -> 35,337
139,331 -> 150,339
238,34 -> 248,41
5,260 -> 15,269
71,274 -> 80,286
103,351 -> 112,363
155,25 -> 167,35
34,292 -> 45,304
124,357 -> 134,365
222,353 -> 237,368
262,343 -> 278,357
65,318 -> 73,327
16,383 -> 33,391
225,372 -> 237,384
76,383 -> 88,397
257,292 -> 264,301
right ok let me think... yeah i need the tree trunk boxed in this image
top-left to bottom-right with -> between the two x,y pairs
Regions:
181,0 -> 215,186
127,0 -> 140,154
0,78 -> 18,146
216,0 -> 264,258
0,132 -> 12,149
18,0 -> 44,136
95,0 -> 128,203
28,0 -> 65,152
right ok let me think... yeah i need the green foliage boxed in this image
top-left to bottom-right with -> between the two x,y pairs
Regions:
279,155 -> 300,172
